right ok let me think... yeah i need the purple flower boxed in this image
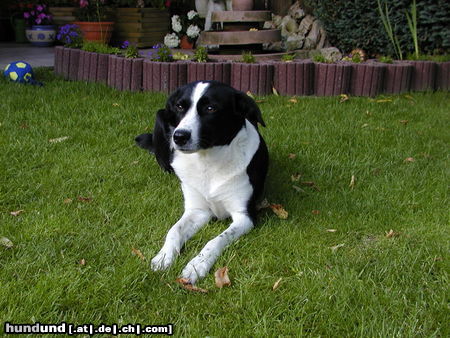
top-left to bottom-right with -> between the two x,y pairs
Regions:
35,18 -> 42,24
80,0 -> 89,8
38,13 -> 46,19
37,5 -> 44,12
121,40 -> 130,49
24,12 -> 30,19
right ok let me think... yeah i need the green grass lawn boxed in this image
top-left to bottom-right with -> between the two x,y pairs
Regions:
1,68 -> 449,336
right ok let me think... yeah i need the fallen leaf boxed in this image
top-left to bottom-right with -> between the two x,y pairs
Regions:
326,229 -> 337,233
214,267 -> 231,288
256,198 -> 270,210
20,123 -> 29,129
63,198 -> 73,204
434,257 -> 443,262
77,196 -> 92,202
404,157 -> 415,163
49,136 -> 70,143
311,210 -> 320,215
249,28 -> 259,32
79,258 -> 86,266
404,94 -> 415,102
269,204 -> 288,219
399,120 -> 409,125
366,110 -> 372,116
288,153 -> 296,159
272,87 -> 279,96
246,91 -> 255,99
361,123 -> 369,128
0,237 -> 13,249
330,243 -> 345,252
112,103 -> 120,107
10,210 -> 24,216
176,278 -> 208,293
291,173 -> 302,181
272,277 -> 282,291
375,99 -> 392,103
132,247 -> 146,261
339,94 -> 349,103
349,175 -> 356,189
385,229 -> 400,238
292,185 -> 306,193
288,98 -> 298,103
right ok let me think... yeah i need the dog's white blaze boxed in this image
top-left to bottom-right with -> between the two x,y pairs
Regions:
152,119 -> 261,283
172,82 -> 210,150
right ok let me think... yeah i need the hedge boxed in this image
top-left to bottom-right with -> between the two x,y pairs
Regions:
306,0 -> 450,57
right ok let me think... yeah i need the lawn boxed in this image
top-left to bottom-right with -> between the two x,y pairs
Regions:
0,68 -> 449,336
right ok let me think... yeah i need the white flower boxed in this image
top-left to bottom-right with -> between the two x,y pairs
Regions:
164,33 -> 180,48
186,24 -> 201,39
171,15 -> 182,33
187,10 -> 198,21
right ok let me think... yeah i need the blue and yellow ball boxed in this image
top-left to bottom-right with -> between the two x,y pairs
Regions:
3,61 -> 34,83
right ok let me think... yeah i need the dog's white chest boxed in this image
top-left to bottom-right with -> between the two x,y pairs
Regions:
171,120 -> 260,218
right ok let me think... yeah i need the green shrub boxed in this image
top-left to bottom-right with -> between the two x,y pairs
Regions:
281,53 -> 296,62
241,51 -> 256,63
192,46 -> 209,63
148,43 -> 173,62
378,55 -> 393,63
81,41 -> 120,55
306,0 -> 450,56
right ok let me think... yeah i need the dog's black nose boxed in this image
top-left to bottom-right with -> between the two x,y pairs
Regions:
173,129 -> 191,146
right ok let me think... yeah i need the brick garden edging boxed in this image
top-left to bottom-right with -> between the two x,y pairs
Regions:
54,47 -> 448,97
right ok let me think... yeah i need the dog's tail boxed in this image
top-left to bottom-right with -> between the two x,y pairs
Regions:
135,133 -> 154,153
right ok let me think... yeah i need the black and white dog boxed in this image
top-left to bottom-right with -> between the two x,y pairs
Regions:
136,81 -> 268,284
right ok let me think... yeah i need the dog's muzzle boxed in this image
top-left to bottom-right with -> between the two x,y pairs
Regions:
173,129 -> 191,147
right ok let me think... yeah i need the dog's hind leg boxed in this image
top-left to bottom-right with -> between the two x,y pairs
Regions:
151,209 -> 212,271
181,212 -> 253,284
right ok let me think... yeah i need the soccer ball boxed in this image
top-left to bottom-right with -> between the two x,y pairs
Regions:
3,61 -> 34,83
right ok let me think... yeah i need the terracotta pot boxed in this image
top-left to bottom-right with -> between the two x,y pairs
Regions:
180,35 -> 194,49
74,21 -> 114,44
232,0 -> 254,11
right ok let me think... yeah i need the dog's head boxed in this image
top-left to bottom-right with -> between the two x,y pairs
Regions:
160,81 -> 265,153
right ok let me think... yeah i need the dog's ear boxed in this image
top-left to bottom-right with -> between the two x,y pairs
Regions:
235,91 -> 266,127
135,133 -> 154,152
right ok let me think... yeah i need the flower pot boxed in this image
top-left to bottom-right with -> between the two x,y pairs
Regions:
232,0 -> 254,11
142,60 -> 188,94
180,35 -> 194,49
231,62 -> 274,95
25,25 -> 56,46
314,62 -> 352,96
273,60 -> 314,96
187,61 -> 232,85
74,21 -> 114,44
349,62 -> 386,97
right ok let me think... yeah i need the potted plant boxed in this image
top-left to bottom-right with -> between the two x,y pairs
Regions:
164,10 -> 203,49
142,43 -> 188,93
74,0 -> 114,44
187,46 -> 232,85
24,4 -> 56,47
231,51 -> 274,96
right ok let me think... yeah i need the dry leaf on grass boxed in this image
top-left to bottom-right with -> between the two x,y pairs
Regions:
131,247 -> 146,261
385,229 -> 400,238
63,198 -> 73,204
79,258 -> 86,266
272,277 -> 282,291
10,210 -> 24,217
339,94 -> 349,103
326,229 -> 337,233
311,210 -> 320,215
246,91 -> 255,99
269,204 -> 288,219
399,120 -> 409,125
272,87 -> 279,96
77,196 -> 92,202
291,173 -> 302,181
292,185 -> 306,193
301,181 -> 320,191
175,278 -> 208,293
49,136 -> 70,143
330,243 -> 345,252
404,157 -> 415,163
375,99 -> 392,103
0,237 -> 13,249
288,98 -> 298,104
288,153 -> 297,159
349,175 -> 356,189
214,267 -> 231,288
112,103 -> 120,107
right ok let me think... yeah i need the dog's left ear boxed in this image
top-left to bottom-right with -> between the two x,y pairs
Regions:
235,91 -> 266,127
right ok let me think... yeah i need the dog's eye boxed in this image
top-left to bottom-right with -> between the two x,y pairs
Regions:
175,104 -> 184,112
206,106 -> 217,113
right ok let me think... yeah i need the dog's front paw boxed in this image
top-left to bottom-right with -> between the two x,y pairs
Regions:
150,250 -> 174,271
180,255 -> 211,284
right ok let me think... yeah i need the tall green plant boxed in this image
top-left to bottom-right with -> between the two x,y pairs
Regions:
377,0 -> 403,60
406,0 -> 419,59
